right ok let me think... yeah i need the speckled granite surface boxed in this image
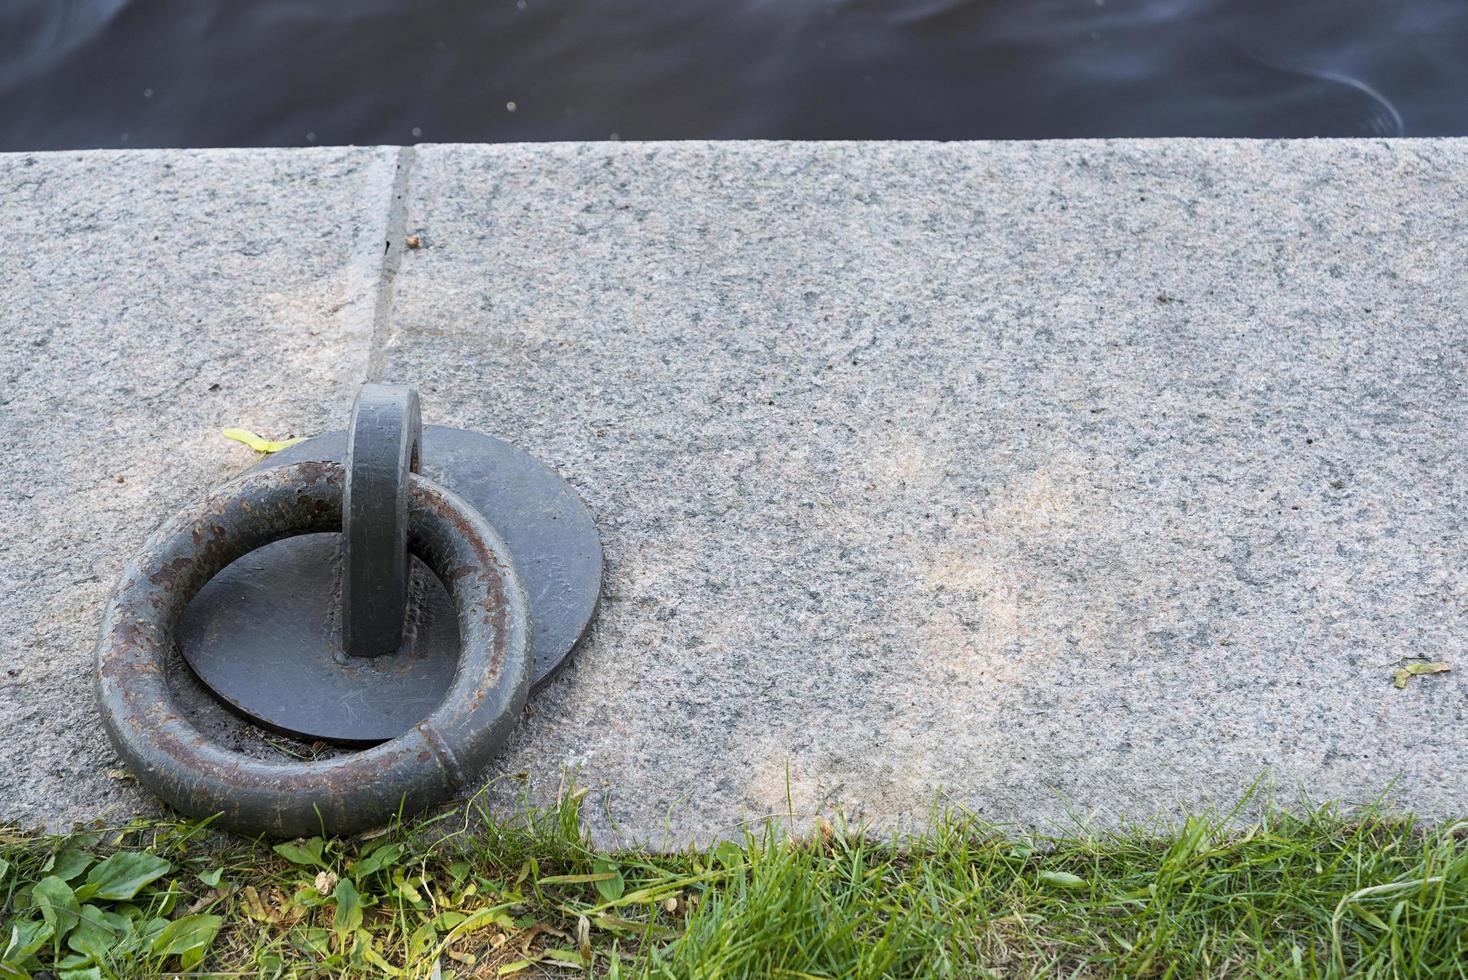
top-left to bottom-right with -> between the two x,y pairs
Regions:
0,146 -> 396,829
3,141 -> 1465,842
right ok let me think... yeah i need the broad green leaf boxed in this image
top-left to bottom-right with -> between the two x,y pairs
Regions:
150,914 -> 221,966
432,911 -> 466,931
1038,870 -> 1087,889
66,905 -> 132,962
712,841 -> 744,869
32,876 -> 81,947
82,852 -> 171,901
393,872 -> 423,903
272,839 -> 325,868
197,868 -> 224,888
134,918 -> 168,948
109,901 -> 145,922
49,851 -> 94,883
57,968 -> 101,980
593,859 -> 625,902
349,844 -> 401,880
4,918 -> 52,962
407,922 -> 437,963
148,884 -> 179,918
299,927 -> 332,956
332,879 -> 362,940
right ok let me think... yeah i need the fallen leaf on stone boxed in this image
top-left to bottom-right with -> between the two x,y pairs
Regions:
1394,661 -> 1450,689
105,768 -> 133,781
222,428 -> 307,454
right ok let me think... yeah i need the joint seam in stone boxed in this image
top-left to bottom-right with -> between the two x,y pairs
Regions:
365,145 -> 417,383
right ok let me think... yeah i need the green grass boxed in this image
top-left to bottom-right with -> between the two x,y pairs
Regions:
1,789 -> 1465,978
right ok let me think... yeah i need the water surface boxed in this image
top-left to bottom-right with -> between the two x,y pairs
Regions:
1,0 -> 1464,149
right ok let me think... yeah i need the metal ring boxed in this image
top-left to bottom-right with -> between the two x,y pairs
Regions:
94,460 -> 530,838
343,384 -> 423,658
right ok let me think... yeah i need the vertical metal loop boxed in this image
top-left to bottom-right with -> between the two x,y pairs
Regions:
342,383 -> 422,657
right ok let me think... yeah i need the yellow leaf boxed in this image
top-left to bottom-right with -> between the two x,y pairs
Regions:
240,885 -> 272,923
222,428 -> 307,454
1394,661 -> 1450,689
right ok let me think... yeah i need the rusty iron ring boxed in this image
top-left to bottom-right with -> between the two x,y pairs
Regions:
94,460 -> 530,838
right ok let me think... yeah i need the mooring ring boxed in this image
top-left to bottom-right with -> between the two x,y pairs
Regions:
343,383 -> 423,658
94,460 -> 530,838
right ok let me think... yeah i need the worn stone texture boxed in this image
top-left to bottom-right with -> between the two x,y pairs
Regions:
0,146 -> 400,830
2,140 -> 1465,842
384,140 -> 1468,843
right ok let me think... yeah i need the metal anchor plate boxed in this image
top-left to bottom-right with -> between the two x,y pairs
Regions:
177,425 -> 602,744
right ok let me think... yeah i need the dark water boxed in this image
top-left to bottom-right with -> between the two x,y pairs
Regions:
2,0 -> 1465,151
